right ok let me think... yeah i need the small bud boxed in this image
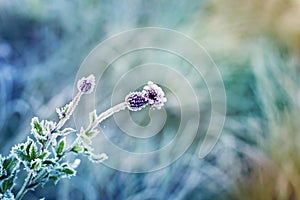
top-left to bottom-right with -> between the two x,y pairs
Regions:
125,92 -> 149,111
77,75 -> 95,94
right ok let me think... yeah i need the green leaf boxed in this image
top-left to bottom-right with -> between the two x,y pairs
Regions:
25,140 -> 33,156
2,157 -> 18,175
62,167 -> 75,176
71,145 -> 83,153
38,151 -> 50,160
56,138 -> 66,155
89,110 -> 97,124
60,128 -> 76,136
15,150 -> 31,162
42,159 -> 56,166
1,177 -> 14,192
85,130 -> 99,138
30,144 -> 38,160
32,118 -> 43,136
49,175 -> 59,185
31,160 -> 41,170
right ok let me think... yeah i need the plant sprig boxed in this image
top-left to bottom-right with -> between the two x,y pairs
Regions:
0,75 -> 167,200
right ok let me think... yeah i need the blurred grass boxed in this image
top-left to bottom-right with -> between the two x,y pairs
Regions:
1,0 -> 300,199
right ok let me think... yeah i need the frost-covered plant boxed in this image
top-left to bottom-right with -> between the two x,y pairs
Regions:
0,75 -> 166,200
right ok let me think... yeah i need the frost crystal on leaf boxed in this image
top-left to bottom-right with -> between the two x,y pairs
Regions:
77,74 -> 95,94
143,81 -> 167,109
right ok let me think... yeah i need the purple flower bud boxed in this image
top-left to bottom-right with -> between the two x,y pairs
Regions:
143,81 -> 167,109
77,75 -> 95,94
125,92 -> 149,111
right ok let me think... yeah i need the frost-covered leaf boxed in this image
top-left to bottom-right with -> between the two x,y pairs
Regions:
13,138 -> 38,163
31,118 -> 47,142
13,148 -> 31,163
56,138 -> 66,155
2,156 -> 18,175
45,120 -> 56,134
71,145 -> 83,153
38,150 -> 50,160
60,127 -> 76,136
31,117 -> 43,136
1,176 -> 14,192
85,129 -> 99,138
78,133 -> 92,146
89,110 -> 97,124
49,175 -> 59,185
61,167 -> 75,176
31,118 -> 56,143
42,159 -> 56,166
88,153 -> 108,163
31,159 -> 42,171
56,103 -> 70,119
30,143 -> 38,160
25,139 -> 33,156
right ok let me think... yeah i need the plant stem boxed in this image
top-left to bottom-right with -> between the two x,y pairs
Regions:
54,91 -> 83,132
42,92 -> 83,152
86,102 -> 127,132
15,171 -> 33,200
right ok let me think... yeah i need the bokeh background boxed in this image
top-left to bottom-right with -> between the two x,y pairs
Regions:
1,0 -> 300,199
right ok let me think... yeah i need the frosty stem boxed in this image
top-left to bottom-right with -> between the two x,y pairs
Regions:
15,172 -> 33,200
86,102 -> 127,132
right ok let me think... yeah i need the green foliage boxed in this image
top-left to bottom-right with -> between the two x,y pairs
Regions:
56,138 -> 66,156
0,75 -> 108,200
0,156 -> 19,199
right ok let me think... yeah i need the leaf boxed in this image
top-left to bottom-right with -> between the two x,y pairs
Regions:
31,118 -> 47,141
88,153 -> 108,163
60,128 -> 76,136
31,159 -> 41,171
56,108 -> 64,119
89,110 -> 97,124
79,134 -> 92,145
32,117 -> 43,136
30,143 -> 38,160
14,150 -> 31,162
49,175 -> 59,185
71,145 -> 83,153
85,130 -> 99,138
38,151 -> 50,160
1,177 -> 14,192
42,159 -> 56,166
56,103 -> 70,120
2,156 -> 18,175
56,138 -> 66,155
25,139 -> 33,156
62,167 -> 75,176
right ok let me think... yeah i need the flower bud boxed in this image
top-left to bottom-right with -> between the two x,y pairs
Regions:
77,75 -> 95,94
125,92 -> 149,111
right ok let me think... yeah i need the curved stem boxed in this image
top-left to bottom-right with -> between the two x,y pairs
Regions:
15,172 -> 33,200
42,92 -> 83,152
86,102 -> 127,132
54,92 -> 83,132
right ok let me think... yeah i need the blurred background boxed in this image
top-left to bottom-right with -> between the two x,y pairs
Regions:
1,0 -> 300,199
